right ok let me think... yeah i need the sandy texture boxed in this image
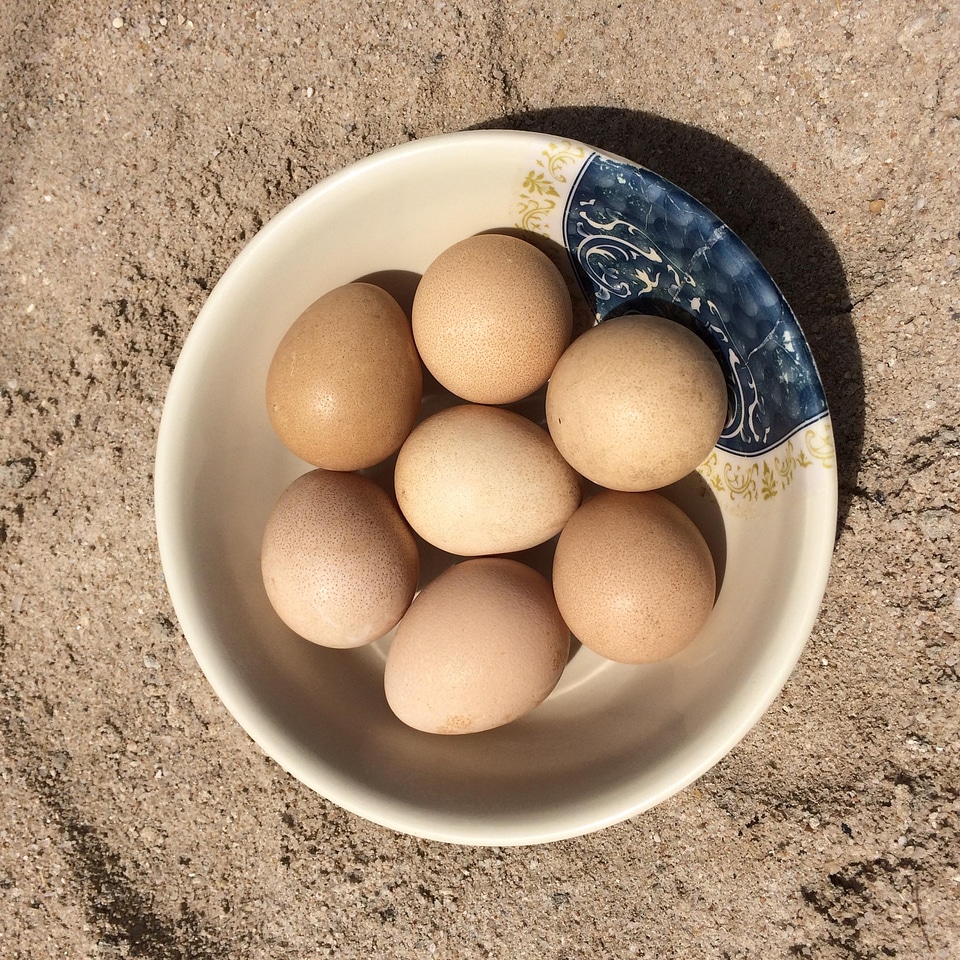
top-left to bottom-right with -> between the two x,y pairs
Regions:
1,1 -> 958,957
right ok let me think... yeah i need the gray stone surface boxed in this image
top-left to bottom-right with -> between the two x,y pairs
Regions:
1,1 -> 958,957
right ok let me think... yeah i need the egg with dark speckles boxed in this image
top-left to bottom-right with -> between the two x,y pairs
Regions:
261,469 -> 419,648
412,234 -> 573,404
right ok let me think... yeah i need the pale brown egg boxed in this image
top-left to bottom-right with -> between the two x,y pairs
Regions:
411,234 -> 573,404
384,558 -> 570,734
266,282 -> 422,471
552,490 -> 716,664
261,469 -> 419,648
546,314 -> 728,491
394,404 -> 581,556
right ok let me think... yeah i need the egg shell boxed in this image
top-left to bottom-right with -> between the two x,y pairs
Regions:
545,314 -> 728,491
394,403 -> 581,556
384,558 -> 570,734
266,282 -> 422,471
552,489 -> 716,664
412,234 -> 573,404
261,469 -> 419,648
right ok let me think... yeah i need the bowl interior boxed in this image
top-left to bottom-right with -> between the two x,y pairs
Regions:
155,130 -> 837,845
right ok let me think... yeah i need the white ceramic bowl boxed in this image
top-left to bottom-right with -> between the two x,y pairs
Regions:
155,130 -> 837,845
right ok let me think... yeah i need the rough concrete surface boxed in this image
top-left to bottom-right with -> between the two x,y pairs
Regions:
1,0 -> 958,957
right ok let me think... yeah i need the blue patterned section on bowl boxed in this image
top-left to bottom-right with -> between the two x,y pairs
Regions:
561,153 -> 828,458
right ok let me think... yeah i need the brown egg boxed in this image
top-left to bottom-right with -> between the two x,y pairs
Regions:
261,469 -> 419,648
412,234 -> 573,404
384,558 -> 570,734
546,314 -> 728,491
394,404 -> 581,556
552,490 -> 716,664
266,282 -> 422,470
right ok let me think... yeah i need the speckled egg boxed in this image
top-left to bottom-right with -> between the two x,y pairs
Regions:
266,282 -> 422,471
546,314 -> 728,491
411,234 -> 573,404
261,469 -> 419,648
552,489 -> 716,664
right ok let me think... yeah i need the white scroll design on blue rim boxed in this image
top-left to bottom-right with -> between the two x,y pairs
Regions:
562,154 -> 829,458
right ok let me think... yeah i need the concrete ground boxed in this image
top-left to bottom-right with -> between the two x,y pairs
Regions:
1,1 -> 958,957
